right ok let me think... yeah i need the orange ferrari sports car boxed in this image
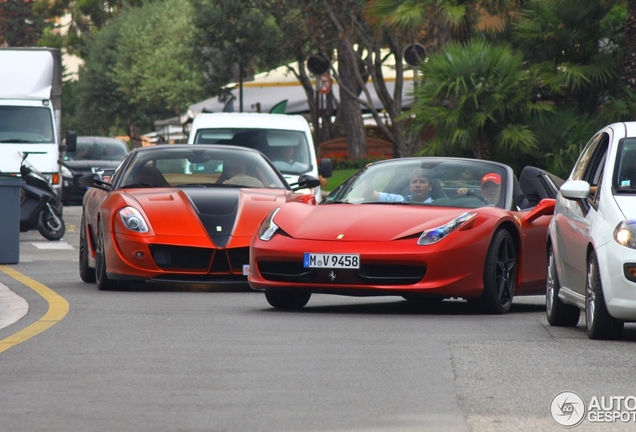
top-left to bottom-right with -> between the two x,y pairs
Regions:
249,157 -> 563,314
78,144 -> 320,290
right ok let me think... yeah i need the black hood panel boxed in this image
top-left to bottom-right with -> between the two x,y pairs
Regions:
182,188 -> 240,247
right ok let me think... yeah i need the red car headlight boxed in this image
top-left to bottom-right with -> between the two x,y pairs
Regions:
119,206 -> 149,233
258,208 -> 280,241
417,212 -> 477,245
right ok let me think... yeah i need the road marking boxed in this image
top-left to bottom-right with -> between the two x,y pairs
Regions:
0,282 -> 28,329
0,266 -> 69,354
30,241 -> 74,250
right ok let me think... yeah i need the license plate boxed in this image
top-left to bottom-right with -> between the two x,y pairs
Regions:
303,253 -> 360,269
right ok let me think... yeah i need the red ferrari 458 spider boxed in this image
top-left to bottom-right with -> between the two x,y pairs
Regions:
78,144 -> 320,290
249,157 -> 564,314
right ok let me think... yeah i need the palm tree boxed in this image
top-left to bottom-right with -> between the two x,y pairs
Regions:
408,38 -> 552,162
511,0 -> 617,112
365,0 -> 521,45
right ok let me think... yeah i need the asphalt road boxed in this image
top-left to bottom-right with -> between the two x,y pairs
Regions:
1,206 -> 636,431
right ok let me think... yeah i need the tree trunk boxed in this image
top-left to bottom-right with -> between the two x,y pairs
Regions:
473,131 -> 491,160
336,40 -> 367,159
129,124 -> 143,149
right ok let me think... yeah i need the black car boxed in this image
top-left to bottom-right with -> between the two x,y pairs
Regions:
61,136 -> 129,205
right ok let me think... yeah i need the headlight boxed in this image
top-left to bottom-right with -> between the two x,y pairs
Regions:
417,212 -> 477,245
119,207 -> 149,233
61,165 -> 72,178
258,208 -> 280,241
614,220 -> 636,249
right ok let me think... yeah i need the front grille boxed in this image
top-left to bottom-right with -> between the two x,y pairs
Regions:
150,245 -> 212,271
149,245 -> 249,274
257,261 -> 426,285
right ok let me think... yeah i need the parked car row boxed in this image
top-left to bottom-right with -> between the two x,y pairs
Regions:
70,116 -> 636,341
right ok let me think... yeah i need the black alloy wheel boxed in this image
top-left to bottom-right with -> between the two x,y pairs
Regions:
478,229 -> 517,314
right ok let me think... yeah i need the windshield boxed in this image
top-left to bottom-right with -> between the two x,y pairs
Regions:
324,158 -> 508,209
63,139 -> 129,161
193,128 -> 311,175
0,106 -> 54,143
118,146 -> 288,190
615,138 -> 636,192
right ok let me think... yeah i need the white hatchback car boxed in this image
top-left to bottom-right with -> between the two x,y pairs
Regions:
547,121 -> 636,339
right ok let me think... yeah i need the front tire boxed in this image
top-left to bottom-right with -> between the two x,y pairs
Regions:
95,222 -> 118,291
585,253 -> 623,340
79,214 -> 96,283
546,245 -> 579,326
477,229 -> 517,314
37,205 -> 65,240
265,291 -> 311,309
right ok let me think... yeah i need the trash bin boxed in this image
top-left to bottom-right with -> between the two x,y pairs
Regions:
0,175 -> 25,264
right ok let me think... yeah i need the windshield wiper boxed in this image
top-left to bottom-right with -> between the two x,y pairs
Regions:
0,138 -> 35,143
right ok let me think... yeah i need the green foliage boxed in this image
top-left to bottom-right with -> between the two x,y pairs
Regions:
190,0 -> 288,94
511,0 -> 620,112
75,19 -> 127,135
74,0 -> 205,136
0,0 -> 50,46
408,38 -> 551,164
114,0 -> 206,115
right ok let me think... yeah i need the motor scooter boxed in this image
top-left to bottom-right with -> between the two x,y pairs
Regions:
18,152 -> 66,241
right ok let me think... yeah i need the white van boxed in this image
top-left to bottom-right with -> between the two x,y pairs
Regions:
187,113 -> 331,201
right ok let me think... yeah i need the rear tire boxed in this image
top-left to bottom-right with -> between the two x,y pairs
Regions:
476,229 -> 516,314
546,245 -> 579,326
585,253 -> 623,340
79,214 -> 96,283
265,291 -> 311,309
37,206 -> 65,240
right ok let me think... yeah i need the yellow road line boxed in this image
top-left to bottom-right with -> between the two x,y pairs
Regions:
0,266 -> 69,354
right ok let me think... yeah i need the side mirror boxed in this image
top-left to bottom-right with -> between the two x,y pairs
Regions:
291,174 -> 321,191
79,173 -> 111,192
319,158 -> 333,178
522,198 -> 556,223
560,180 -> 591,200
63,130 -> 77,152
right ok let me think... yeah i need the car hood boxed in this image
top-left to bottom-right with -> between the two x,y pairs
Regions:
613,195 -> 636,218
275,202 -> 482,241
129,187 -> 290,247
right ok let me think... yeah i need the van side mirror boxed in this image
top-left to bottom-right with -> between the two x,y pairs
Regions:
64,130 -> 77,152
319,158 -> 332,178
